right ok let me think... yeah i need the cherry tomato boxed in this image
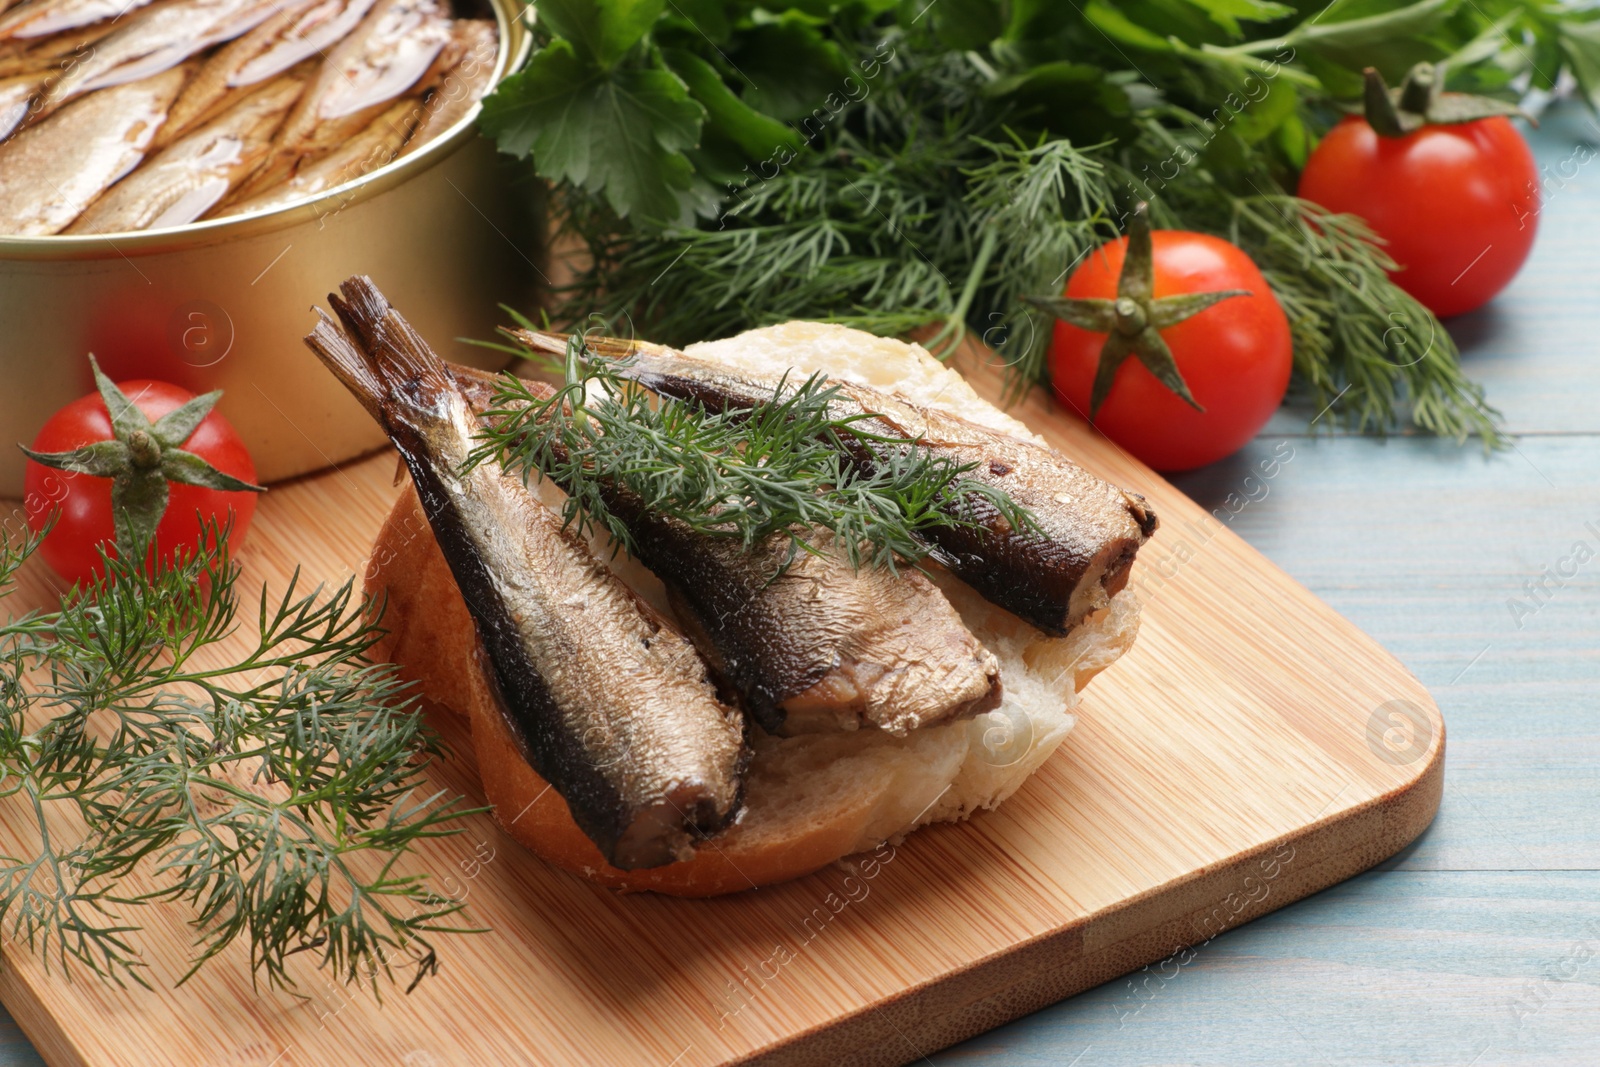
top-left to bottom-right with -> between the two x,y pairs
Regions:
1298,114 -> 1538,318
23,380 -> 258,585
1049,231 -> 1293,472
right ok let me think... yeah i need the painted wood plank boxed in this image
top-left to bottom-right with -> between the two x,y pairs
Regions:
934,869 -> 1600,1066
1168,433 -> 1600,710
1157,432 -> 1600,875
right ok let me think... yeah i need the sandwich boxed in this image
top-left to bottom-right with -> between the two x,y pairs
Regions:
304,277 -> 1156,896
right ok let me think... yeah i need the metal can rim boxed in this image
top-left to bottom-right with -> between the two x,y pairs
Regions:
0,0 -> 533,261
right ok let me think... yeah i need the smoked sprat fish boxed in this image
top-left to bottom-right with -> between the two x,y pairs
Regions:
0,20 -> 114,80
397,16 -> 492,155
0,69 -> 44,139
304,277 -> 747,871
156,0 -> 377,147
0,63 -> 185,234
0,0 -> 495,230
0,0 -> 155,41
67,66 -> 305,232
29,0 -> 279,122
217,95 -> 415,215
215,16 -> 492,211
233,0 -> 449,198
447,362 -> 1003,738
512,330 -> 1158,637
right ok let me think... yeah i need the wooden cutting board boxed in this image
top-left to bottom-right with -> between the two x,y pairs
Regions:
0,346 -> 1443,1067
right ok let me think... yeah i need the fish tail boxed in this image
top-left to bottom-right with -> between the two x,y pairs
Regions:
506,326 -> 662,365
307,275 -> 462,433
304,306 -> 387,422
504,327 -> 567,360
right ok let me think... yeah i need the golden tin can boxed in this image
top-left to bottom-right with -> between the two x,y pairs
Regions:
0,0 -> 537,495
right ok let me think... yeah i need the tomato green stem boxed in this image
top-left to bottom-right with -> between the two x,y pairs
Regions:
1113,298 -> 1146,334
1025,203 -> 1249,420
1398,65 -> 1434,114
18,355 -> 264,563
1362,63 -> 1532,138
126,430 -> 160,469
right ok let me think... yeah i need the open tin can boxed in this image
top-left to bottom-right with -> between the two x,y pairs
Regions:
0,0 -> 538,496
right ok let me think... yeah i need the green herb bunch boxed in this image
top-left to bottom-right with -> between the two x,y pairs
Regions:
466,332 -> 1038,572
482,0 -> 1600,446
0,521 -> 475,991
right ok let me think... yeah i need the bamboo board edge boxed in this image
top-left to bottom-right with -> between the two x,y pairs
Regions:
739,712 -> 1446,1066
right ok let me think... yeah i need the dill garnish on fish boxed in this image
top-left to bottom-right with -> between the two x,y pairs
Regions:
466,331 -> 1041,575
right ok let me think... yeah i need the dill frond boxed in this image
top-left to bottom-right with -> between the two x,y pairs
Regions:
0,522 -> 480,991
465,335 -> 1039,573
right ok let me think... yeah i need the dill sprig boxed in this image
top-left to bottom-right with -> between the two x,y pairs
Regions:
0,520 -> 478,992
465,334 -> 1038,573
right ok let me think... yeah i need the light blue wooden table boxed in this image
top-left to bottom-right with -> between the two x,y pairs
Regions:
1,108 -> 1596,1067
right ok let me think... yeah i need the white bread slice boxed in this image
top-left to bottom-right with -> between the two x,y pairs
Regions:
365,324 -> 1141,895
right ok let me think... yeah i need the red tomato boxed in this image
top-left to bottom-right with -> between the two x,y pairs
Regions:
1298,114 -> 1538,318
23,380 -> 258,585
1050,231 -> 1292,472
